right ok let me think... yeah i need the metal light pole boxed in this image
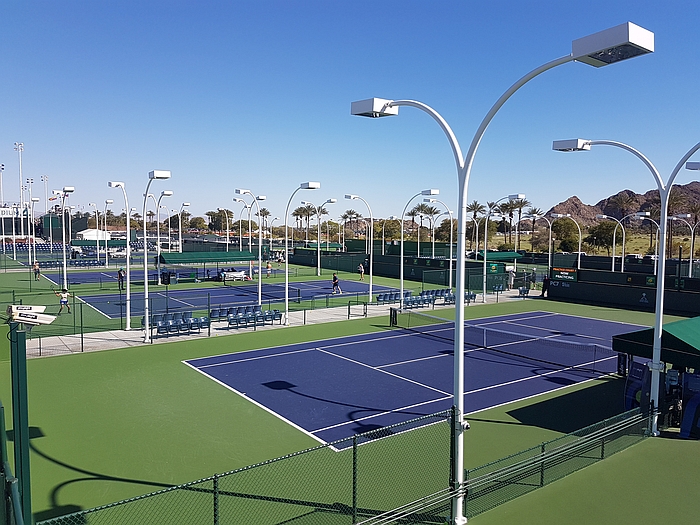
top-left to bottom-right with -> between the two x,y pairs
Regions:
14,143 -> 24,248
41,175 -> 52,253
109,181 -> 132,329
270,217 -> 279,253
554,138 -> 697,436
233,198 -> 250,252
524,214 -> 553,271
302,198 -> 337,276
399,191 -> 439,307
155,191 -> 173,284
345,194 -> 374,301
236,189 -> 267,305
550,213 -> 582,269
143,171 -> 171,343
162,204 -> 172,253
103,199 -> 113,268
26,178 -> 34,264
483,195 -> 524,301
89,203 -> 100,263
55,187 -> 74,289
352,23 -> 653,521
178,202 -> 190,253
284,182 -> 320,325
217,208 -> 231,252
671,214 -> 699,277
596,214 -> 627,272
381,216 -> 398,256
0,164 -> 4,255
426,198 -> 454,289
30,197 -> 39,265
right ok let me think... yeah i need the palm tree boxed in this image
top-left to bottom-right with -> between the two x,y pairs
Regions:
609,192 -> 636,220
498,200 -> 517,246
512,198 -> 531,250
466,200 -> 485,249
292,206 -> 306,241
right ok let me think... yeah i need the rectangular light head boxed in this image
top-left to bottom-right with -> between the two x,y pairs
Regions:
182,202 -> 190,207
31,197 -> 40,202
572,22 -> 654,68
301,182 -> 321,190
149,170 -> 171,180
63,186 -> 75,193
423,198 -> 436,203
635,211 -> 650,217
596,214 -> 608,219
686,162 -> 700,171
105,199 -> 114,205
350,98 -> 399,118
421,189 -> 439,196
256,195 -> 266,201
553,139 -> 591,152
235,188 -> 249,195
508,193 -> 526,200
108,181 -> 125,188
161,190 -> 173,197
675,214 -> 692,219
345,194 -> 357,200
327,198 -> 337,204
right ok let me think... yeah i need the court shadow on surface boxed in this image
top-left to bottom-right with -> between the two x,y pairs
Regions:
506,377 -> 626,434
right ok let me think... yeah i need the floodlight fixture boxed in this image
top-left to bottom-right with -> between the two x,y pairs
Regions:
596,214 -> 608,219
160,190 -> 173,197
551,213 -> 571,218
553,139 -> 591,152
235,188 -> 249,195
572,22 -> 654,68
108,181 -> 125,188
635,211 -> 651,217
509,193 -> 526,200
148,170 -> 171,180
105,199 -> 114,205
421,189 -> 439,196
62,186 -> 75,193
300,182 -> 321,190
686,162 -> 700,171
674,214 -> 692,219
350,98 -> 400,118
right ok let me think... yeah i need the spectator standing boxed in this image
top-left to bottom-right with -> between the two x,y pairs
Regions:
358,263 -> 365,281
33,261 -> 41,281
332,273 -> 342,294
117,268 -> 125,291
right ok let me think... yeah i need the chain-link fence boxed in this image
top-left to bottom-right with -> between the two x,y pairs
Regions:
463,408 -> 649,519
35,408 -> 650,525
1,402 -> 26,525
37,411 -> 453,525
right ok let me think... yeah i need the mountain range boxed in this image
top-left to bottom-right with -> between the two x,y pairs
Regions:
546,181 -> 700,227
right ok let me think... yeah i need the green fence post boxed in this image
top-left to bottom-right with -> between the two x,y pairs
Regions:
352,435 -> 358,524
207,293 -> 211,337
540,442 -> 546,487
119,289 -> 123,331
72,293 -> 76,335
213,474 -> 219,525
9,323 -> 31,524
80,303 -> 84,352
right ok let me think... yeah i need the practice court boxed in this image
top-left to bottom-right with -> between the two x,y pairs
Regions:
185,311 -> 643,446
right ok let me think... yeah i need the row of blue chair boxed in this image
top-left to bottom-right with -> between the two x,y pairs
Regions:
443,292 -> 477,305
419,289 -> 451,299
403,295 -> 435,309
227,309 -> 282,329
376,291 -> 411,305
210,305 -> 262,322
141,312 -> 210,338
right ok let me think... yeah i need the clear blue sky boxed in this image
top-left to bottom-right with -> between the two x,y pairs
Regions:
2,1 -> 699,222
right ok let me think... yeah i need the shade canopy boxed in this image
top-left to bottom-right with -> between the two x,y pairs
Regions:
476,251 -> 523,262
612,316 -> 700,369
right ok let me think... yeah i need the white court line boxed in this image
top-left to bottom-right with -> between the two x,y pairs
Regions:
181,360 -> 328,446
317,348 -> 451,396
311,395 -> 452,434
152,292 -> 196,308
197,347 -> 317,369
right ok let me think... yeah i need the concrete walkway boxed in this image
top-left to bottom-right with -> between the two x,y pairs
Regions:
24,290 -> 538,359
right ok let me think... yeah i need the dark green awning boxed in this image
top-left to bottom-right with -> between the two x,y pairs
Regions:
612,316 -> 700,369
159,251 -> 257,264
476,251 -> 523,262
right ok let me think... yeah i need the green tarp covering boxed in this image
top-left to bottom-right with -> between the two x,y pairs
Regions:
476,251 -> 523,261
159,251 -> 257,264
612,316 -> 700,369
296,243 -> 343,250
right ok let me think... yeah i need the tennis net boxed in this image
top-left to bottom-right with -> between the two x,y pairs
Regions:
224,281 -> 302,303
389,308 -> 617,374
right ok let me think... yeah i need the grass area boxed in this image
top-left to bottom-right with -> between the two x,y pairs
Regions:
0,259 -> 696,523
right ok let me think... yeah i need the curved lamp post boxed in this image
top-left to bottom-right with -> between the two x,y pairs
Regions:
554,139 -> 700,436
232,198 -> 251,252
284,182 -> 320,325
155,191 -> 173,284
671,214 -> 699,277
89,202 -> 100,263
400,190 -> 438,307
550,213 -> 582,269
236,189 -> 267,306
178,202 -> 190,253
54,187 -> 74,289
30,197 -> 39,264
381,216 -> 398,256
302,198 -> 337,276
595,211 -> 648,272
218,207 -> 231,252
109,181 -> 132,329
353,23 -> 653,521
425,198 -> 454,289
523,214 -> 552,271
270,217 -> 280,253
483,194 -> 523,301
142,170 -> 171,343
345,194 -> 374,301
103,199 -> 114,269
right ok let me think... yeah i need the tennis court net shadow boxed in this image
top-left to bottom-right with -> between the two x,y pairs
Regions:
506,376 -> 626,434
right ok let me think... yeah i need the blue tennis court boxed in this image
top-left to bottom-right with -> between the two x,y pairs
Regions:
185,311 -> 643,446
72,279 -> 398,318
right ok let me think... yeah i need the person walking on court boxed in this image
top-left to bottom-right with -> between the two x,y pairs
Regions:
33,261 -> 41,281
55,288 -> 71,314
332,273 -> 342,294
358,263 -> 365,281
541,275 -> 551,297
117,268 -> 125,291
266,261 -> 272,278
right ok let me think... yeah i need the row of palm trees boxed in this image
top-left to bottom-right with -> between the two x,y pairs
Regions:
467,198 -> 542,251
